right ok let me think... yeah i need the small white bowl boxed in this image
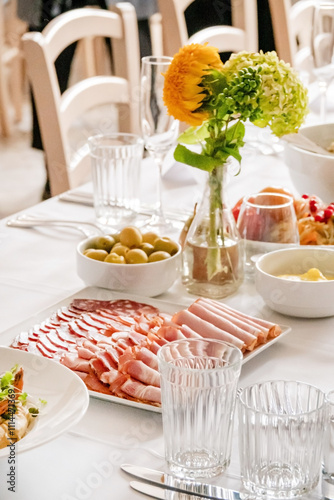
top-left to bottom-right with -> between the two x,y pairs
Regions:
284,123 -> 334,203
255,247 -> 334,318
77,236 -> 182,297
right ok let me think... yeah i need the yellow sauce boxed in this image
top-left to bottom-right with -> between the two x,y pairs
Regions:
277,268 -> 334,282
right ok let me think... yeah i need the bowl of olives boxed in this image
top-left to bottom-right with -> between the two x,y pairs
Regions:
76,226 -> 182,297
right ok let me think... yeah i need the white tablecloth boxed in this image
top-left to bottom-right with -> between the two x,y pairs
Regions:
0,145 -> 333,500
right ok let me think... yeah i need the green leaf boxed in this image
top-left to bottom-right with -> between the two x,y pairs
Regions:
225,121 -> 245,142
174,144 -> 223,172
177,123 -> 210,145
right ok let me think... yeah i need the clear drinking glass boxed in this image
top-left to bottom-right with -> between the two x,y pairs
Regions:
237,192 -> 299,277
140,56 -> 179,233
157,338 -> 242,479
322,389 -> 334,500
238,380 -> 326,499
88,133 -> 144,228
311,3 -> 334,123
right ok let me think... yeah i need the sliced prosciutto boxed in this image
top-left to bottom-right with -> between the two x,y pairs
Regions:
10,297 -> 282,408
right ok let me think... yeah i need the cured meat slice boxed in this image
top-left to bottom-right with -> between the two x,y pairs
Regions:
133,346 -> 159,370
72,299 -> 159,316
120,379 -> 161,404
157,324 -> 187,341
84,373 -> 114,395
203,299 -> 281,338
198,298 -> 266,341
188,302 -> 257,350
61,354 -> 91,373
179,324 -> 202,339
118,351 -> 160,387
172,309 -> 245,350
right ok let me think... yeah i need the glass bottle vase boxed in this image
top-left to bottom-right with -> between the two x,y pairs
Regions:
182,164 -> 244,299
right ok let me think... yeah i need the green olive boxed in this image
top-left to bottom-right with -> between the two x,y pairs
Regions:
148,251 -> 171,262
104,252 -> 126,264
111,244 -> 129,257
87,235 -> 115,252
142,232 -> 159,245
139,242 -> 155,256
83,249 -> 108,261
108,232 -> 120,243
126,248 -> 148,264
153,237 -> 179,256
120,226 -> 143,248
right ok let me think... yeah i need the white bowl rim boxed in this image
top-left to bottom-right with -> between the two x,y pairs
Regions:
77,237 -> 182,268
255,247 -> 334,283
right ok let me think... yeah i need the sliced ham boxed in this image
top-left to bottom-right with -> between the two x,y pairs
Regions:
180,324 -> 202,339
202,299 -> 281,338
157,324 -> 187,341
84,373 -> 114,395
198,298 -> 266,343
188,302 -> 257,350
172,309 -> 245,350
118,351 -> 160,387
61,354 -> 90,373
120,378 -> 161,404
133,346 -> 159,370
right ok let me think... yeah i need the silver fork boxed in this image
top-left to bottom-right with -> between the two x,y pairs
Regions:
6,214 -> 104,237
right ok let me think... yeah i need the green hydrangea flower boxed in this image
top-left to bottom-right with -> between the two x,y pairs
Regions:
222,50 -> 309,136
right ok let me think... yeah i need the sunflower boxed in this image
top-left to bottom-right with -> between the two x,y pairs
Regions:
163,43 -> 224,126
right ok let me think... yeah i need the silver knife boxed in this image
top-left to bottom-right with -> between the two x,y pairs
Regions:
130,480 -> 244,500
121,464 -> 244,500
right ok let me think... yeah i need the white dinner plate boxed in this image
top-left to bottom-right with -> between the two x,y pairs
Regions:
0,346 -> 89,458
0,287 -> 291,414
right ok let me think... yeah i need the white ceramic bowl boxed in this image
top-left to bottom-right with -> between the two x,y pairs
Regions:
284,123 -> 334,203
255,247 -> 334,318
77,236 -> 182,297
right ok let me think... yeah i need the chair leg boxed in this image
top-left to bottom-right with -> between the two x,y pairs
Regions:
9,55 -> 24,122
0,64 -> 12,137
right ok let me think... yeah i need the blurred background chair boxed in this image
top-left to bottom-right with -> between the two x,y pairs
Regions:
150,0 -> 258,57
22,3 -> 141,196
269,0 -> 315,75
0,0 -> 27,137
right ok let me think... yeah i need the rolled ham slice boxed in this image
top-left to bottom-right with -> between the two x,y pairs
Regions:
202,299 -> 281,338
188,302 -> 257,350
172,309 -> 245,350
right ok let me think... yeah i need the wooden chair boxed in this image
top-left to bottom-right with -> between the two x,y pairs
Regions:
0,0 -> 27,137
151,0 -> 258,57
269,0 -> 315,73
22,3 -> 141,196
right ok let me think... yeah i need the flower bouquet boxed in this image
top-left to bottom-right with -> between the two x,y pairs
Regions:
163,44 -> 309,298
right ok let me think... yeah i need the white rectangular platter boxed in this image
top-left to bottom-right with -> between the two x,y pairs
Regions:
0,286 -> 291,414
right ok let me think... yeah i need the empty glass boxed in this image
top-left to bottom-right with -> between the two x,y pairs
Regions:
323,389 -> 334,499
237,192 -> 299,276
157,338 -> 242,479
238,380 -> 326,499
140,56 -> 179,233
88,133 -> 144,228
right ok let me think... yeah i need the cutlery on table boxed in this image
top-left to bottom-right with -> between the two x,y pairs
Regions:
6,216 -> 104,237
58,191 -> 191,223
121,464 -> 244,500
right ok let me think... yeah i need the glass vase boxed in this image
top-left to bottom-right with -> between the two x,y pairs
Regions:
182,164 -> 244,299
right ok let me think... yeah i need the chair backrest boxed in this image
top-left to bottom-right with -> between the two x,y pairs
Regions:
155,0 -> 258,57
269,0 -> 315,72
0,0 -> 27,136
22,3 -> 141,196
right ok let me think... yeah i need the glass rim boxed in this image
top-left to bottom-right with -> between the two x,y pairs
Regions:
141,55 -> 173,65
238,379 -> 326,416
157,338 -> 243,371
326,389 -> 334,405
87,133 -> 144,153
243,192 -> 294,209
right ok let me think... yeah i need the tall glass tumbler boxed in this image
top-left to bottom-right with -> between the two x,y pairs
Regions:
238,380 -> 326,499
88,133 -> 144,228
322,389 -> 334,499
157,338 -> 242,479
